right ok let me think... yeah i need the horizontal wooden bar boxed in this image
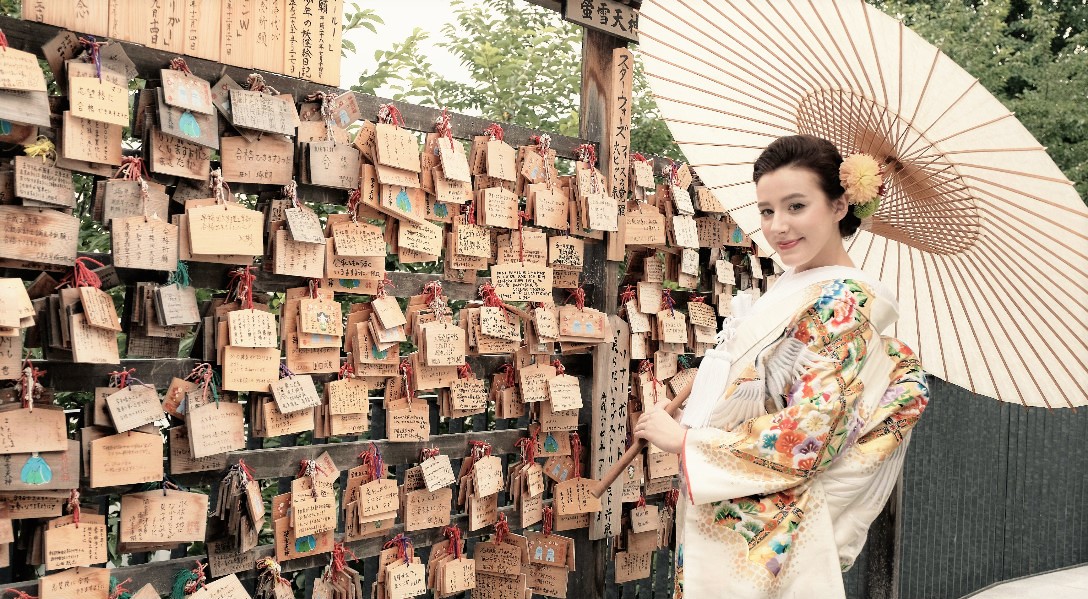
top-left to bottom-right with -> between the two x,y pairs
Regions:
227,428 -> 526,479
0,501 -> 540,596
1,253 -> 597,304
32,350 -> 591,392
0,15 -> 593,160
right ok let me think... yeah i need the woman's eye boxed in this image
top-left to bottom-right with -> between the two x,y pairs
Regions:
759,209 -> 772,216
789,203 -> 805,211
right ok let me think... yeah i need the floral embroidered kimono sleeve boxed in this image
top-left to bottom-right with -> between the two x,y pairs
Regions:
682,280 -> 875,505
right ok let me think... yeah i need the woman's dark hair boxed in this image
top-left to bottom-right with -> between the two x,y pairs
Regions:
752,134 -> 861,238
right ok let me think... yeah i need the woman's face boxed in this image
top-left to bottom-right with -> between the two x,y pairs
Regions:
755,166 -> 849,272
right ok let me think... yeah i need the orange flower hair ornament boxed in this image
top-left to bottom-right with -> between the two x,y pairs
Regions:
839,153 -> 885,218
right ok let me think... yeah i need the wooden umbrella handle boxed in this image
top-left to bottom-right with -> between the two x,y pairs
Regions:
589,386 -> 692,498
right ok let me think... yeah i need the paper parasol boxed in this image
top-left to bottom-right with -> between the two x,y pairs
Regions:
638,0 -> 1088,408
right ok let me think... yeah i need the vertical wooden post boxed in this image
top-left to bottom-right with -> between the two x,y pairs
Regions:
579,24 -> 630,599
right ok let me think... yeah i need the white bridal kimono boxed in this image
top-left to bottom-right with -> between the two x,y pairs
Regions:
675,266 -> 929,598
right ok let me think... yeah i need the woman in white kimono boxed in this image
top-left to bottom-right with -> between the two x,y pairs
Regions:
634,135 -> 929,599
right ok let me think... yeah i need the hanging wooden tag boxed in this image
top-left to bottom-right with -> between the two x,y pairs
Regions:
631,160 -> 654,188
0,47 -> 48,92
332,221 -> 385,257
479,306 -> 520,342
386,403 -> 430,442
453,222 -> 491,258
59,110 -> 122,166
553,478 -> 602,516
228,89 -> 300,135
467,490 -> 498,532
629,504 -> 660,534
479,187 -> 519,229
658,310 -> 687,345
186,401 -> 246,458
187,203 -> 264,255
155,87 -> 219,149
168,426 -> 228,474
273,229 -> 326,277
421,322 -> 466,367
326,377 -> 370,415
546,374 -> 582,411
38,566 -> 110,599
0,405 -> 67,455
623,207 -> 666,246
70,312 -> 120,364
226,308 -> 278,348
43,513 -> 107,570
449,377 -> 486,412
111,216 -> 179,271
119,489 -> 208,543
99,178 -> 170,223
379,183 -> 427,224
419,454 -> 456,493
271,374 -> 321,414
259,397 -> 314,437
375,123 -> 421,172
688,302 -> 717,329
221,345 -> 280,392
298,297 -> 343,337
472,455 -> 504,498
613,551 -> 651,584
146,127 -> 212,180
433,168 -> 474,204
105,383 -> 164,432
13,156 -> 75,209
437,139 -> 471,183
557,305 -> 607,340
308,141 -> 362,189
402,486 -> 451,534
284,205 -> 326,245
398,219 -> 444,256
77,285 -> 120,331
485,139 -> 516,181
161,68 -> 215,114
219,135 -> 294,185
489,262 -> 553,303
89,430 -> 163,487
672,214 -> 700,249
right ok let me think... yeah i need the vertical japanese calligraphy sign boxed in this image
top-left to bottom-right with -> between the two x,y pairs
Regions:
563,0 -> 640,43
589,314 -> 630,540
606,47 -> 635,261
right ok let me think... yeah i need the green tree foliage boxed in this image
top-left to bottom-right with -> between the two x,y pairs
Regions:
346,0 -> 683,159
346,0 -> 1085,194
876,0 -> 1088,201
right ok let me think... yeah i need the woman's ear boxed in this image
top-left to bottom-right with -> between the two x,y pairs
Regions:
831,195 -> 850,221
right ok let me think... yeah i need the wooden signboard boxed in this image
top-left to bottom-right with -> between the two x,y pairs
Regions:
0,206 -> 79,267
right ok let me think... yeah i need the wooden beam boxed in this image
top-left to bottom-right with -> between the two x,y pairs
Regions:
0,499 -> 546,597
0,15 -> 594,160
32,352 -> 592,392
579,24 -> 629,599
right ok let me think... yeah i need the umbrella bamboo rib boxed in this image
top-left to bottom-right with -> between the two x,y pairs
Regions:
667,118 -> 783,139
934,242 -> 1083,408
807,0 -> 877,103
639,53 -> 797,124
972,182 -> 1088,235
731,0 -> 841,92
654,95 -> 789,133
959,242 -> 1088,403
640,11 -> 803,110
832,0 -> 884,109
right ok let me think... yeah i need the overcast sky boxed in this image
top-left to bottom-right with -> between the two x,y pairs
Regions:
339,0 -> 482,96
